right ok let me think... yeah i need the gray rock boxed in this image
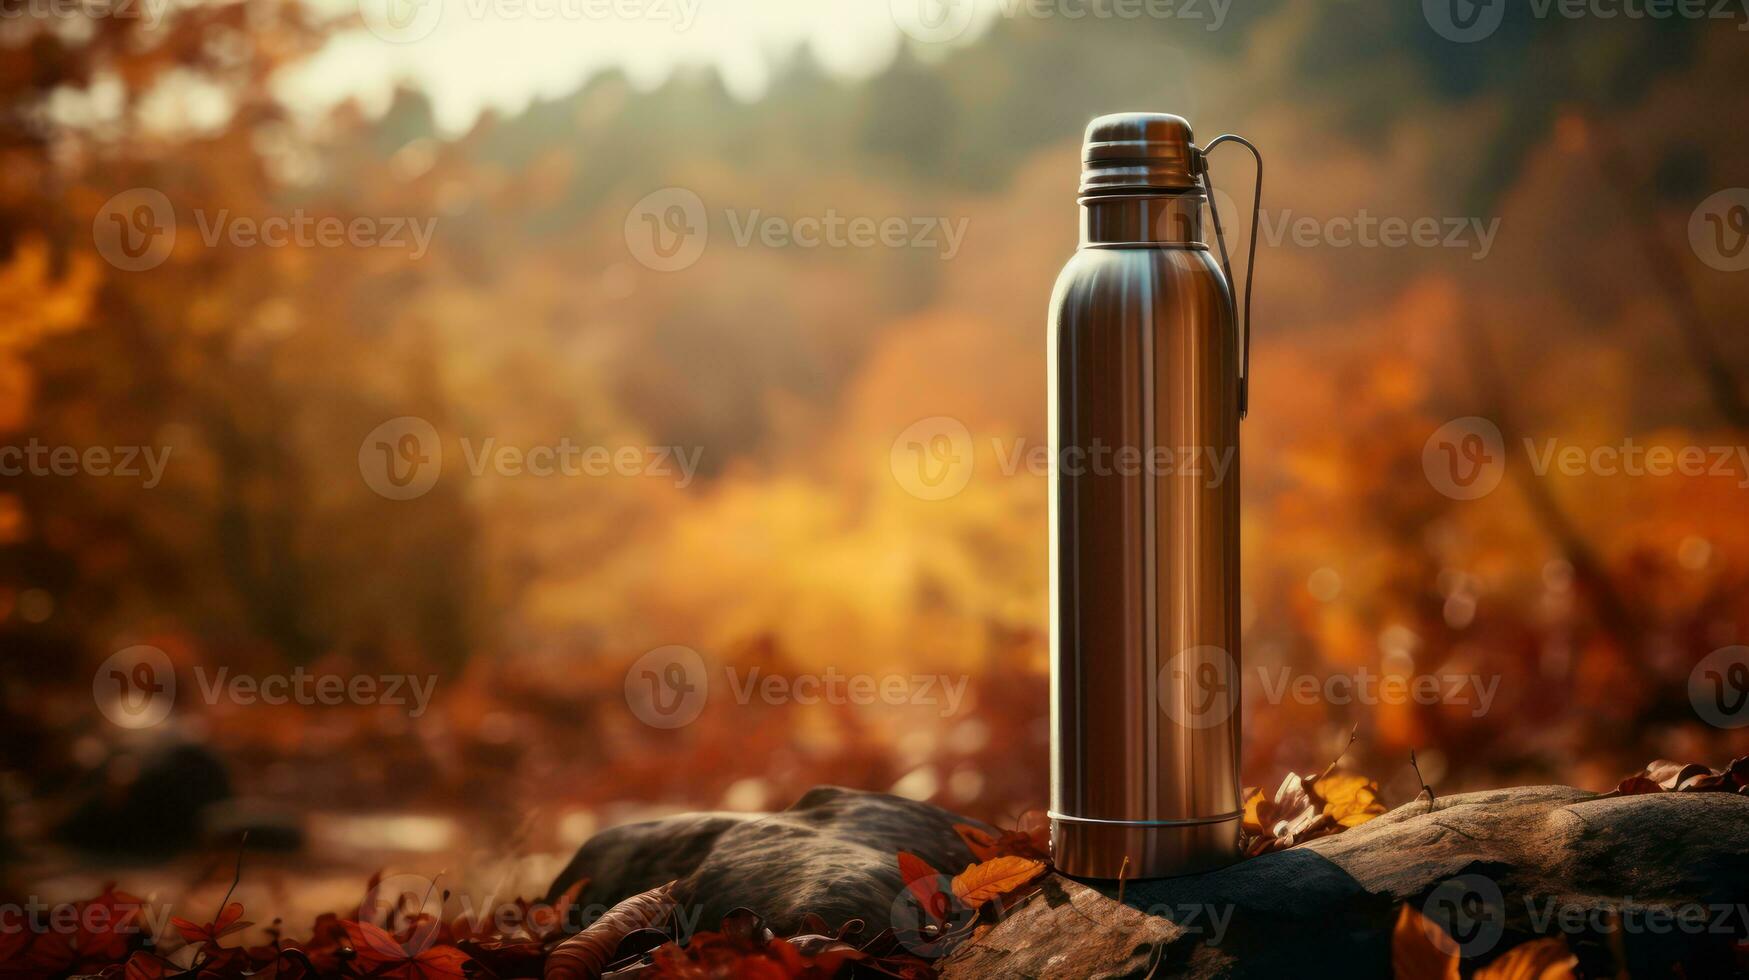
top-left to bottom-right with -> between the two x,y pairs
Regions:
944,786 -> 1749,978
547,786 -> 990,936
548,785 -> 1749,976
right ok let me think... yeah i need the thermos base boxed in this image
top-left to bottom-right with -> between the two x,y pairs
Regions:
1049,811 -> 1243,880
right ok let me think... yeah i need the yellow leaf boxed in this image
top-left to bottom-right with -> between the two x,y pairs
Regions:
1241,787 -> 1267,835
1312,771 -> 1387,827
949,856 -> 1046,910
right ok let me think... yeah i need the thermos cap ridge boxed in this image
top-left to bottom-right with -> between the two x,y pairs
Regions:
1081,111 -> 1201,193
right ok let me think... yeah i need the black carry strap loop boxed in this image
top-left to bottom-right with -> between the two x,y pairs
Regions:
1198,134 -> 1262,420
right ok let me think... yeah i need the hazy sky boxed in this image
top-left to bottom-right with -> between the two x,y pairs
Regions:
278,0 -> 999,133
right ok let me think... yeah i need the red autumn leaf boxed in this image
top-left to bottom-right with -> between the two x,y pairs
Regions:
543,882 -> 676,980
341,920 -> 469,980
525,881 -> 585,942
2,929 -> 73,976
193,945 -> 252,980
71,886 -> 149,965
896,852 -> 952,925
0,928 -> 33,968
174,902 -> 253,946
123,950 -> 178,980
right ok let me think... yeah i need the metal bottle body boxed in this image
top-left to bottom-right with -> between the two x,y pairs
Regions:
1048,189 -> 1243,879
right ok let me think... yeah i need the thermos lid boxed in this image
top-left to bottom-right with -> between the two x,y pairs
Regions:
1080,112 -> 1199,194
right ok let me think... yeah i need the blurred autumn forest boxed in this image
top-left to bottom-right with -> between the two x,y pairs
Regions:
1,0 -> 1747,900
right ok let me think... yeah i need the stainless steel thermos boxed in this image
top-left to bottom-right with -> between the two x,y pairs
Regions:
1049,112 -> 1260,879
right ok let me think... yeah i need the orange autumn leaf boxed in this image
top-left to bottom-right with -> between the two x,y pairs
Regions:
953,823 -> 1001,862
949,857 -> 1046,910
1391,904 -> 1460,980
1475,938 -> 1579,980
1241,786 -> 1268,835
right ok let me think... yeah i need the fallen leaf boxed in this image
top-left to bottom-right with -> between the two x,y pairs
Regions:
949,857 -> 1046,910
1310,770 -> 1388,827
543,882 -> 676,980
342,920 -> 469,980
173,902 -> 253,946
897,852 -> 952,924
1391,904 -> 1459,980
953,823 -> 1000,862
1475,937 -> 1578,979
1615,756 -> 1749,795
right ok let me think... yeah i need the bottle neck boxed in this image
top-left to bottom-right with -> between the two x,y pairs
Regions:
1080,191 -> 1206,246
